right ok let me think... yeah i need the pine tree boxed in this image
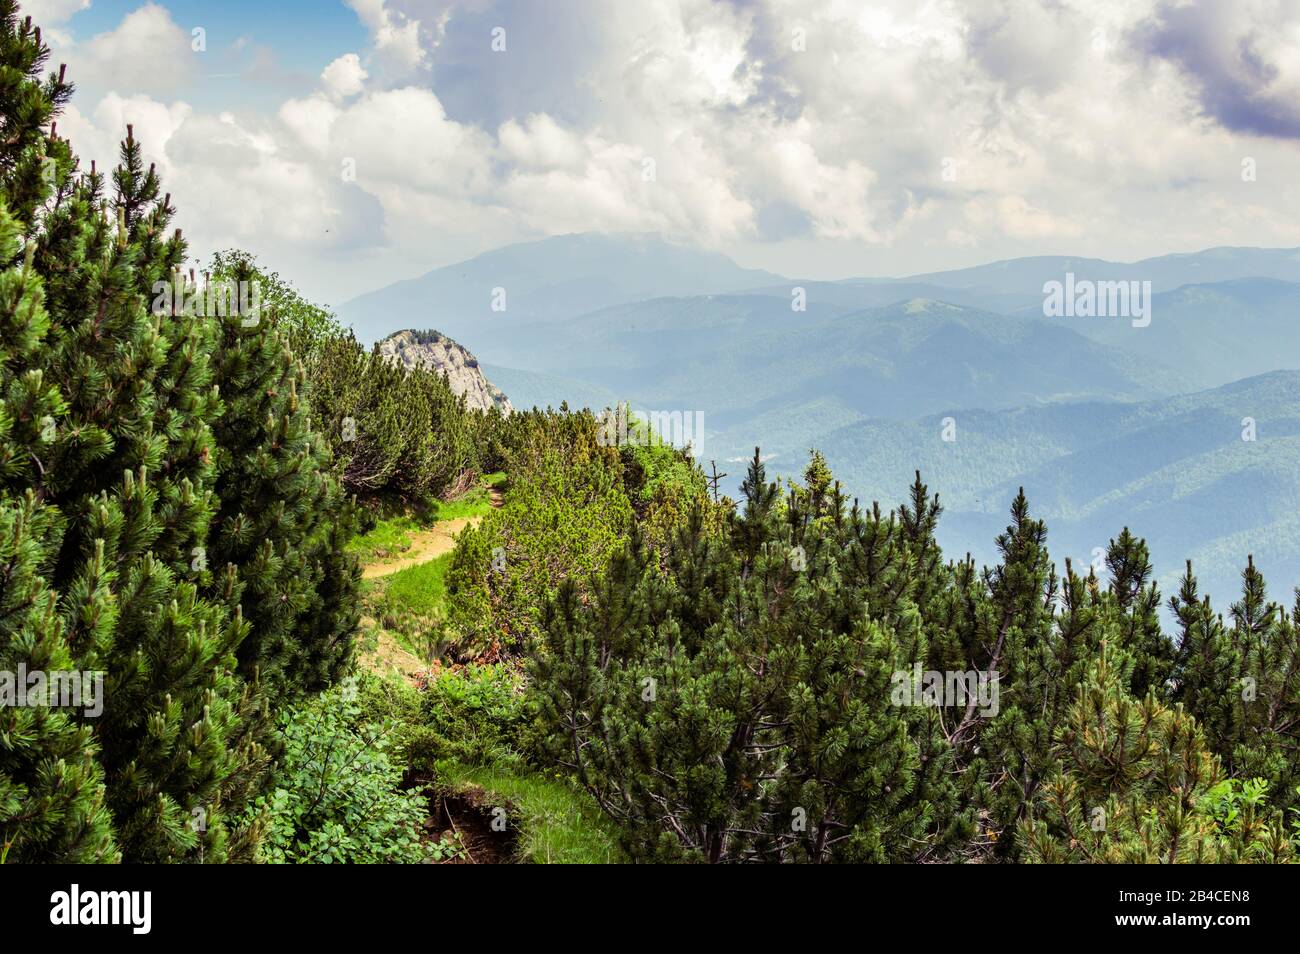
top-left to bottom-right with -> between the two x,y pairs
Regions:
1104,528 -> 1173,698
797,448 -> 833,519
0,3 -> 73,233
732,446 -> 778,563
533,451 -> 937,862
26,120 -> 256,862
114,129 -> 215,571
0,11 -> 121,859
1155,557 -> 1300,822
0,495 -> 120,864
949,489 -> 1060,857
897,471 -> 945,613
1169,562 -> 1240,754
1192,557 -> 1300,818
0,0 -> 364,861
1230,587 -> 1300,817
206,253 -> 360,703
1022,646 -> 1292,864
0,199 -> 116,862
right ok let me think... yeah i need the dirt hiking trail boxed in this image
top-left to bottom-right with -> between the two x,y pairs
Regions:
361,485 -> 504,580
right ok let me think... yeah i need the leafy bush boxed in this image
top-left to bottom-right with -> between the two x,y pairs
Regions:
207,249 -> 346,358
446,412 -> 633,655
1204,777 -> 1273,841
250,681 -> 431,864
411,663 -> 532,767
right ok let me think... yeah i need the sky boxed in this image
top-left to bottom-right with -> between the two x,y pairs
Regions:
27,0 -> 1300,309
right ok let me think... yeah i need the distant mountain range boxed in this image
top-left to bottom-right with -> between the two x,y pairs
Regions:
1054,279 -> 1300,389
339,233 -> 1300,609
890,245 -> 1300,295
342,233 -> 781,348
819,370 -> 1300,605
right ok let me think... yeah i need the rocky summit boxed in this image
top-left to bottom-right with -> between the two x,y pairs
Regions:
378,329 -> 514,414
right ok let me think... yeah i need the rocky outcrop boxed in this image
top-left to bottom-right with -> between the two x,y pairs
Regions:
378,329 -> 513,414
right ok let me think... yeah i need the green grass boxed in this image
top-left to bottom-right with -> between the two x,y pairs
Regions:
436,759 -> 625,864
362,553 -> 455,658
382,551 -> 453,618
348,512 -> 436,562
429,471 -> 506,521
429,495 -> 492,521
350,472 -> 505,562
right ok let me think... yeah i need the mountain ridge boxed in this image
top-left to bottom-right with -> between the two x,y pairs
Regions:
341,232 -> 1300,348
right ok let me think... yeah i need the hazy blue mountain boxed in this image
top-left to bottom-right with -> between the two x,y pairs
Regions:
760,247 -> 1300,315
339,232 -> 784,349
497,295 -> 1182,422
1040,278 -> 1300,388
882,246 -> 1300,301
341,234 -> 1300,365
813,371 -> 1300,611
469,295 -> 1187,492
739,279 -> 1030,314
480,364 -> 618,413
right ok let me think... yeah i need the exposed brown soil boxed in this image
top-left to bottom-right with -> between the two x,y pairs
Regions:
356,618 -> 424,684
404,771 -> 519,864
361,482 -> 504,580
361,516 -> 480,580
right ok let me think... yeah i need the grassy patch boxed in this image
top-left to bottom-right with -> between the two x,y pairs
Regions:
364,554 -> 455,659
351,473 -> 505,561
430,472 -> 506,521
348,512 -> 436,562
436,759 -> 625,864
383,552 -> 453,618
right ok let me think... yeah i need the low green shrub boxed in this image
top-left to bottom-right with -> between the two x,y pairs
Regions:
249,680 -> 435,863
412,663 -> 532,767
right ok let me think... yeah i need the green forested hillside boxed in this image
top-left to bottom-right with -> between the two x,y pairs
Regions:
815,370 -> 1300,605
1059,278 -> 1300,388
487,296 -> 1181,419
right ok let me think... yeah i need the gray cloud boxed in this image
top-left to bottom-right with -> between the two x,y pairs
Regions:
1140,0 -> 1300,139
